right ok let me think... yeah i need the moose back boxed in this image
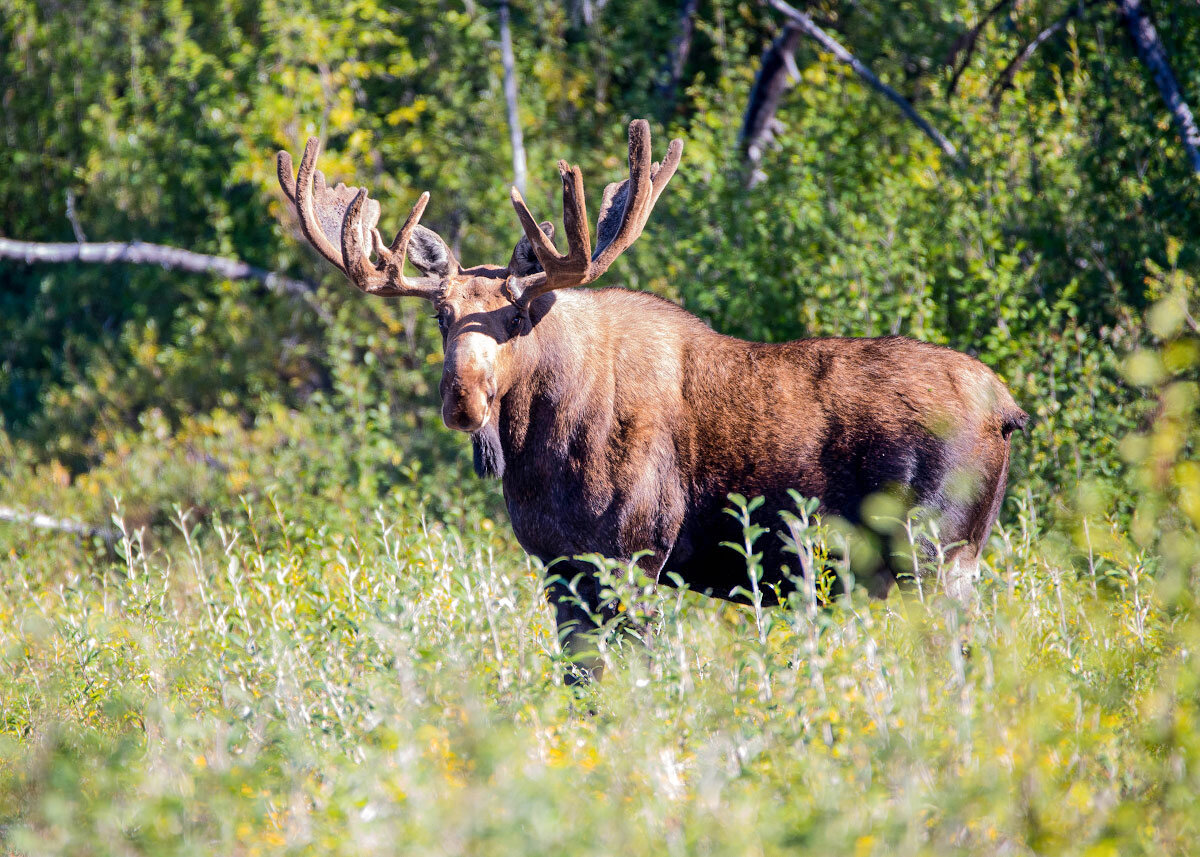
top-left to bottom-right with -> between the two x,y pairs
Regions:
276,120 -> 1027,678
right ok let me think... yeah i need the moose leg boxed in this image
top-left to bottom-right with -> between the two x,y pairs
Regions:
942,547 -> 980,606
942,440 -> 1014,606
545,561 -> 622,685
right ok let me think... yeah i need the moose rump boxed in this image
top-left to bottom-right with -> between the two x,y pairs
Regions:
658,333 -> 1028,603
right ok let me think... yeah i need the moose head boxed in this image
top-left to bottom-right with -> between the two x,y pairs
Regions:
277,121 -> 682,436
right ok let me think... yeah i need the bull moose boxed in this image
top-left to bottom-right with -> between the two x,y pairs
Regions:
276,120 -> 1027,679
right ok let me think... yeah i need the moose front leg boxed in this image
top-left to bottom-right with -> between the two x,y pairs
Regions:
544,552 -> 670,685
545,561 -> 622,685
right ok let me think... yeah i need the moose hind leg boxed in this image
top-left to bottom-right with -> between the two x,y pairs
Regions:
942,547 -> 980,606
936,441 -> 1013,606
544,560 -> 622,685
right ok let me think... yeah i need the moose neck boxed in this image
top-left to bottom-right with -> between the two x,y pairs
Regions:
494,290 -> 616,466
487,287 -> 720,482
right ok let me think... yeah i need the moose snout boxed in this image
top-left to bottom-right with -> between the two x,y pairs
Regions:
441,371 -> 496,433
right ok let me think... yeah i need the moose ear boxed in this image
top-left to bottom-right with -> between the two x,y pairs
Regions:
406,225 -> 458,278
507,221 -> 555,277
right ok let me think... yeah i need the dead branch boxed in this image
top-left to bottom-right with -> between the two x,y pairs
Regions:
0,237 -> 332,322
65,190 -> 87,242
1118,0 -> 1200,173
764,0 -> 960,162
740,24 -> 805,186
0,504 -> 119,544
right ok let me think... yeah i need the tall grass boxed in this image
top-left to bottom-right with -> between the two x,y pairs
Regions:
2,487 -> 1195,856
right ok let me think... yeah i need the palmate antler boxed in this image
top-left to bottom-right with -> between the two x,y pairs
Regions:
505,120 -> 683,306
277,138 -> 449,299
277,122 -> 680,304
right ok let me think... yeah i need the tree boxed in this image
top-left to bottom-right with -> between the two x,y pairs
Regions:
1118,0 -> 1200,173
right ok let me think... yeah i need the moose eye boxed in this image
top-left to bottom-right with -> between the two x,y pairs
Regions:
433,310 -> 450,333
509,313 -> 524,335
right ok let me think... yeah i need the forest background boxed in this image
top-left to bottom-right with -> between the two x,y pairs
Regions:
1,0 -> 1199,854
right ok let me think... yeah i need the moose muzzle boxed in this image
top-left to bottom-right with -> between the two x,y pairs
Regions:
441,333 -> 497,433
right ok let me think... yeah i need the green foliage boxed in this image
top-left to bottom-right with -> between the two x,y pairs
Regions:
2,0 -> 1200,852
1,447 -> 1199,855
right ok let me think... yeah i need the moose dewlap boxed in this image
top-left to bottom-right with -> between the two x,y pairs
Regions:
277,119 -> 1027,681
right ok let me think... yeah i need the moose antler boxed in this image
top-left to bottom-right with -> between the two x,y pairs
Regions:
277,138 -> 448,299
505,120 -> 683,305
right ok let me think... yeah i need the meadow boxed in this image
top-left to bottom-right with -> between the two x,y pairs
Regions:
3,0 -> 1200,853
2,427 -> 1198,855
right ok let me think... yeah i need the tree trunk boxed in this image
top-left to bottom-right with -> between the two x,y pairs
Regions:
656,0 -> 700,111
1117,0 -> 1200,173
740,24 -> 804,186
498,0 -> 529,195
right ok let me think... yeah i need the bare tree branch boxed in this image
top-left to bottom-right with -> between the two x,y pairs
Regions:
945,0 -> 1014,97
497,0 -> 528,195
65,190 -> 87,243
764,0 -> 960,162
1118,0 -> 1200,173
0,237 -> 332,322
0,504 -> 119,544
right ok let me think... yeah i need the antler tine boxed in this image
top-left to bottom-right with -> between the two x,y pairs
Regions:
509,186 -> 560,265
590,119 -> 669,274
509,160 -> 591,286
343,188 -> 441,299
341,188 -> 385,293
650,137 -> 684,204
557,161 -> 592,275
506,120 -> 683,306
290,138 -> 348,272
277,149 -> 298,204
277,137 -> 443,300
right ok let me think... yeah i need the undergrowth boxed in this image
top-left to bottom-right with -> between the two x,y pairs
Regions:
1,487 -> 1196,856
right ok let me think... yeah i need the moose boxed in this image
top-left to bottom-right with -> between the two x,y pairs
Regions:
276,120 -> 1027,679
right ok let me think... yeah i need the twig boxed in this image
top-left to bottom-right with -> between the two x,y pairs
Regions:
991,0 -> 1103,107
764,0 -> 960,162
945,0 -> 1014,98
0,505 -> 119,544
0,237 -> 332,323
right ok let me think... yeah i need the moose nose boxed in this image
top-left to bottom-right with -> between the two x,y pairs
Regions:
441,374 -> 495,433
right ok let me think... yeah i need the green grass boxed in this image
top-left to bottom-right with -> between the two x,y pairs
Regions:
1,486 -> 1196,856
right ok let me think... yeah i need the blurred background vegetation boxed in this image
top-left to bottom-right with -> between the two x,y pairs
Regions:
1,0 -> 1199,854
3,0 -> 1198,520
